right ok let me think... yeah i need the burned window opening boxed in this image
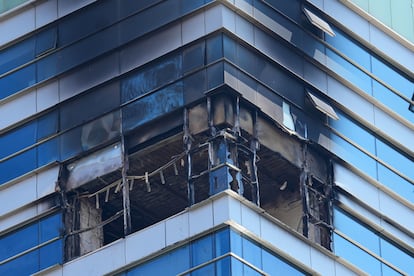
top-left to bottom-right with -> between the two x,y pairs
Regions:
61,95 -> 334,261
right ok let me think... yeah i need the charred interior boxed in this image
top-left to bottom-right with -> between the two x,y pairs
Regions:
61,93 -> 334,261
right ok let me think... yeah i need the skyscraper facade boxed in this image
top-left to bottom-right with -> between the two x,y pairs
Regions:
0,0 -> 413,275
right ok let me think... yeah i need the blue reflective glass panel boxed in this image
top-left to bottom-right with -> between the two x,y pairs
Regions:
371,56 -> 413,99
264,0 -> 302,22
37,137 -> 59,167
380,238 -> 414,275
39,239 -> 63,270
0,249 -> 38,276
181,0 -> 207,14
330,133 -> 377,179
262,248 -> 305,275
183,41 -> 205,74
191,263 -> 214,276
377,164 -> 414,203
0,223 -> 38,261
206,34 -> 223,64
242,237 -> 261,269
231,257 -> 244,275
191,235 -> 213,267
36,52 -> 58,82
325,28 -> 371,71
183,69 -> 207,104
122,82 -> 184,131
373,80 -> 414,123
0,122 -> 36,159
121,55 -> 182,103
230,229 -> 243,256
39,213 -> 62,243
334,208 -> 380,254
216,256 -> 231,276
60,83 -> 120,130
215,228 -> 230,257
329,111 -> 376,154
376,139 -> 414,181
127,245 -> 189,276
243,264 -> 262,276
0,38 -> 35,75
37,110 -> 59,141
36,27 -> 57,56
381,264 -> 403,276
333,233 -> 381,276
60,127 -> 82,162
58,0 -> 118,46
207,61 -> 224,90
0,63 -> 36,99
0,148 -> 37,184
326,49 -> 372,95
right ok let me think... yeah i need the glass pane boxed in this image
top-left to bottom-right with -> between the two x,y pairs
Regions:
256,57 -> 304,107
60,82 -> 120,130
183,41 -> 205,74
191,263 -> 214,276
181,0 -> 205,14
262,249 -> 305,275
330,133 -> 377,179
371,56 -> 413,99
206,34 -> 223,64
207,62 -> 224,90
121,54 -> 182,103
376,139 -> 414,181
39,239 -> 63,270
39,213 -> 62,243
329,111 -> 376,154
231,257 -> 244,275
216,256 -> 231,276
191,235 -> 213,267
223,35 -> 237,63
242,237 -> 261,269
325,27 -> 371,71
333,233 -> 381,276
36,52 -> 58,82
0,64 -> 36,99
334,208 -> 380,254
372,80 -> 414,123
36,27 -> 57,56
0,249 -> 38,276
127,245 -> 189,276
122,82 -> 184,131
230,230 -> 242,257
60,127 -> 82,162
264,0 -> 302,22
80,111 -> 121,152
243,264 -> 262,276
326,49 -> 372,95
37,137 -> 59,167
215,228 -> 230,257
0,148 -> 37,185
37,110 -> 59,141
0,122 -> 36,159
0,38 -> 35,75
377,164 -> 414,203
380,238 -> 414,275
58,0 -> 118,46
183,69 -> 207,104
0,223 -> 38,261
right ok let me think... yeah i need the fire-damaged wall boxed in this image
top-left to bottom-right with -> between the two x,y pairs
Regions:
60,91 -> 334,260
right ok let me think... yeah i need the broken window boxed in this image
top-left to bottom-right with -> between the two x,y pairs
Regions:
61,93 -> 334,260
